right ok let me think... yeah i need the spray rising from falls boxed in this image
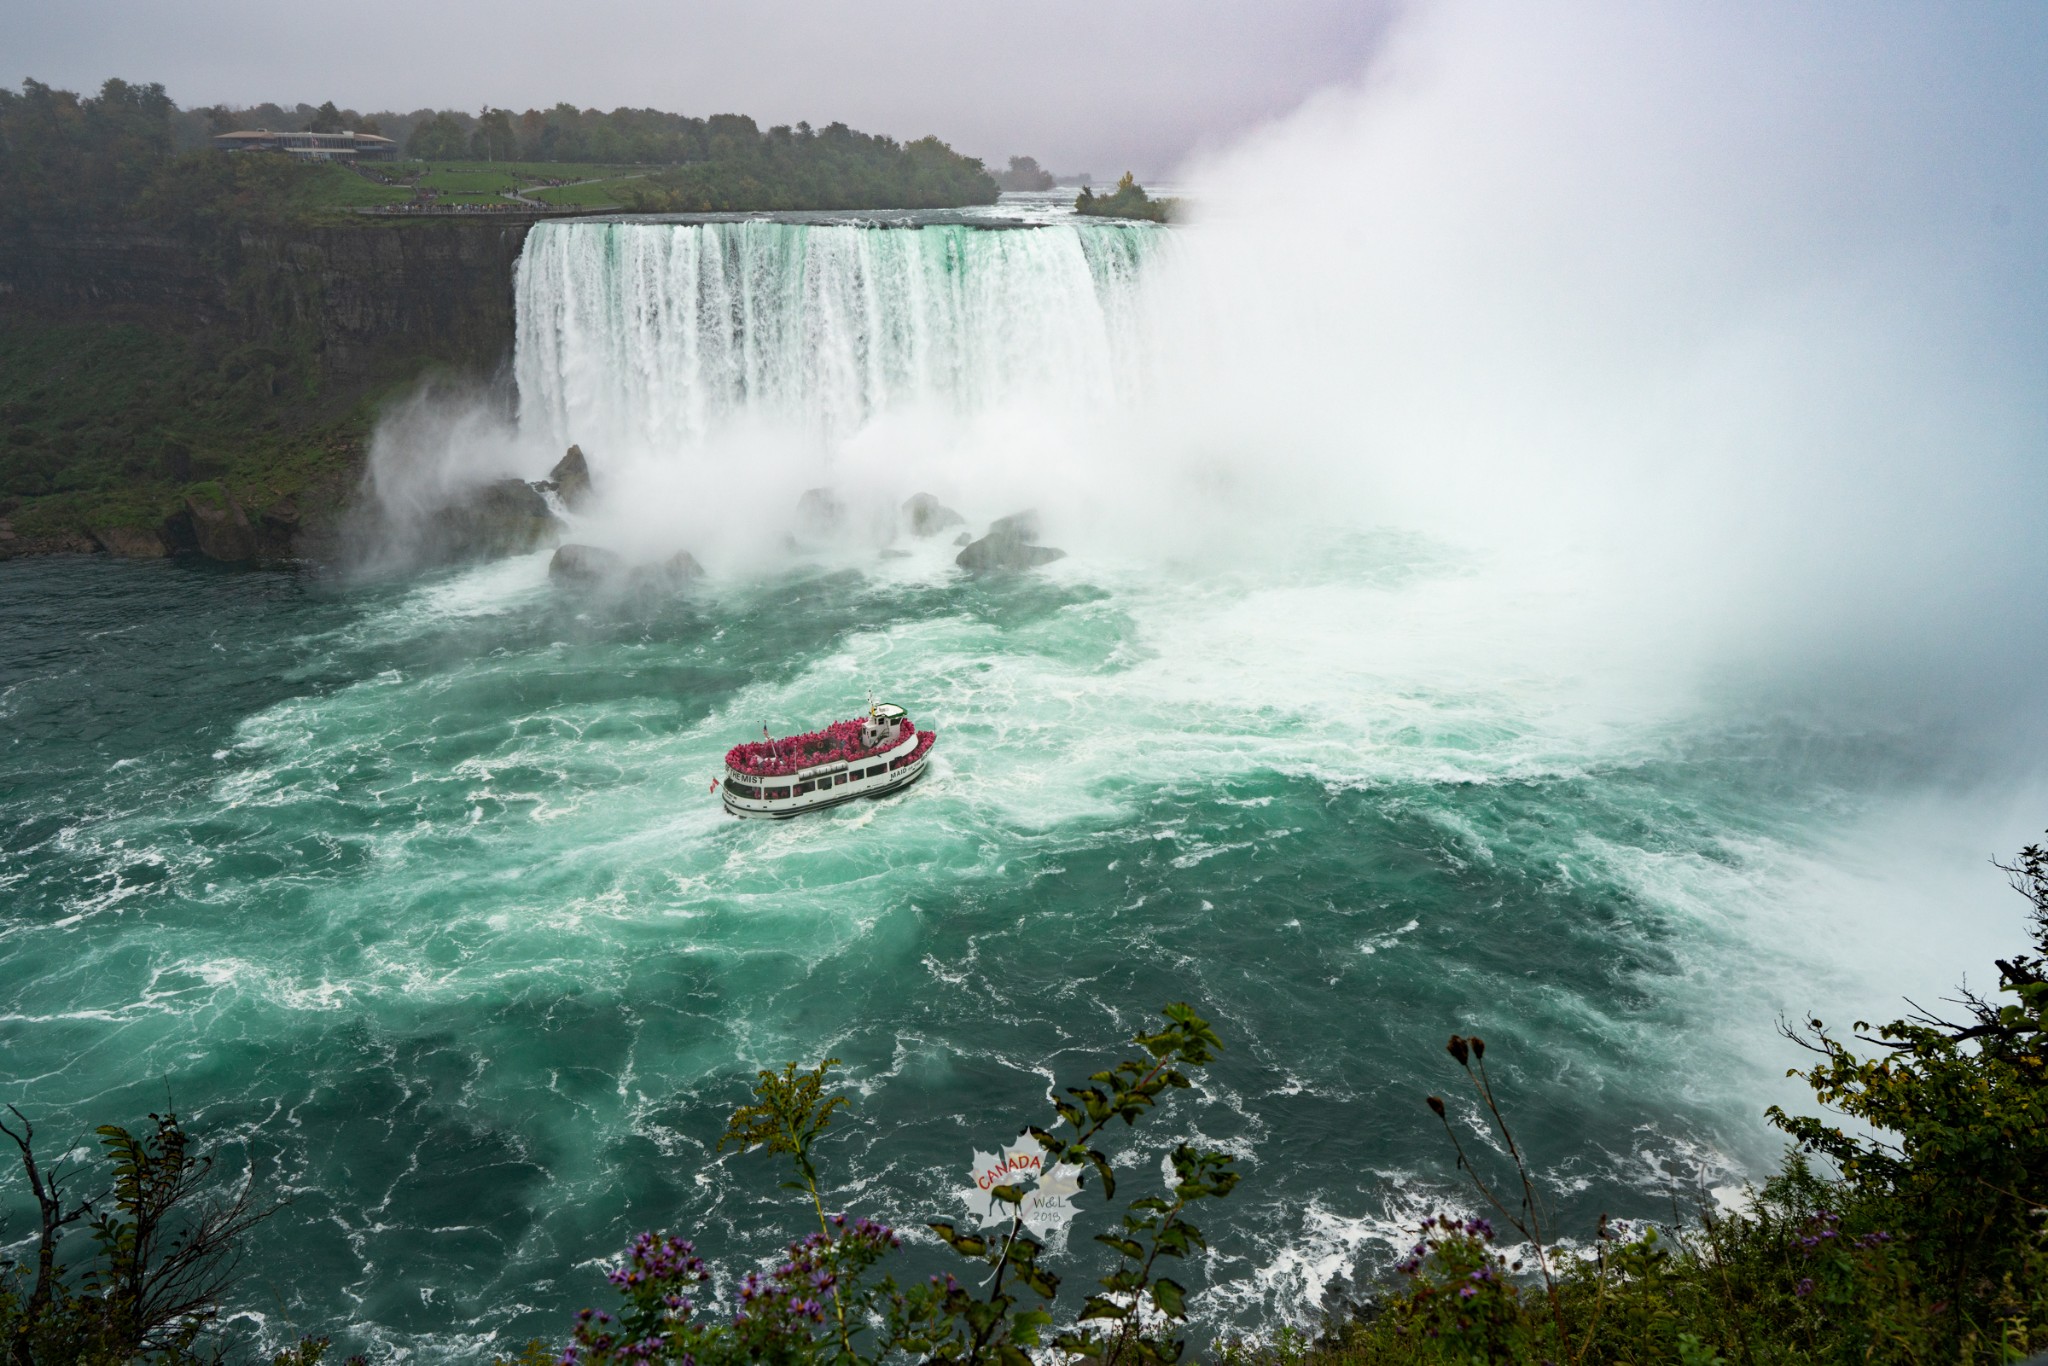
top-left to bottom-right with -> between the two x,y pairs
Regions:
513,220 -> 1163,459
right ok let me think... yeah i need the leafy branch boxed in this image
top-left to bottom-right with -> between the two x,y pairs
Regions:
561,1004 -> 1237,1366
1059,1143 -> 1239,1366
718,1058 -> 850,1235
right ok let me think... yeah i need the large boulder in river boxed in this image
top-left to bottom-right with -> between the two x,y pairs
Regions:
796,487 -> 846,538
183,492 -> 257,563
540,445 -> 593,509
552,545 -> 705,591
955,509 -> 1067,573
643,550 -> 705,586
625,550 -> 705,592
903,492 -> 965,536
431,478 -> 559,561
91,525 -> 168,559
549,543 -> 627,584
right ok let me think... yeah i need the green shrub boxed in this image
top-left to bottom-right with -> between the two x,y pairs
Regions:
1074,174 -> 1174,224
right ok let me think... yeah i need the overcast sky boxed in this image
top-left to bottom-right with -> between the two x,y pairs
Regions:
0,0 -> 1396,176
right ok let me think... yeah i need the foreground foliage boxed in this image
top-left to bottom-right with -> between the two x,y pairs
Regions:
0,1107 -> 285,1365
547,1004 -> 1239,1366
1241,836 -> 2048,1366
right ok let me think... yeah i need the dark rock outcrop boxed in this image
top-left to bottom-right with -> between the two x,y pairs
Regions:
183,493 -> 258,563
431,479 -> 559,561
549,544 -> 705,590
0,516 -> 94,559
537,445 -> 592,509
245,491 -> 297,560
91,526 -> 168,558
796,487 -> 845,537
260,494 -> 300,535
955,509 -> 1067,573
903,492 -> 965,536
644,550 -> 705,585
549,543 -> 626,583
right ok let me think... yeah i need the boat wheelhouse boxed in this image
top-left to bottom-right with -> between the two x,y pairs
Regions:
721,703 -> 936,819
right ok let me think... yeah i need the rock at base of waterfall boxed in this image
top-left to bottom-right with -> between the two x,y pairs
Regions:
550,545 -> 704,590
953,531 -> 974,547
183,493 -> 257,563
638,550 -> 705,587
431,479 -> 560,561
796,487 -> 846,537
903,492 -> 965,536
988,510 -> 1044,539
549,543 -> 626,583
92,526 -> 169,559
539,445 -> 593,508
955,509 -> 1067,573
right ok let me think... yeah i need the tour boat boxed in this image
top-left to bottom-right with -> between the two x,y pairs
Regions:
720,703 -> 937,819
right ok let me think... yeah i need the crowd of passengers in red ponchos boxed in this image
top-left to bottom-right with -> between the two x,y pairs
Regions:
725,716 -> 916,778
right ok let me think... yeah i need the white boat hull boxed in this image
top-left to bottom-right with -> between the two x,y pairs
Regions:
721,726 -> 934,819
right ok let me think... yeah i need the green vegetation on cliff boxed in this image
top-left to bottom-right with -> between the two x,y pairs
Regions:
0,313 -> 378,551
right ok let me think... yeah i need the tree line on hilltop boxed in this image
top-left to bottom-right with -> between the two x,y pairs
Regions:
0,78 -> 1002,226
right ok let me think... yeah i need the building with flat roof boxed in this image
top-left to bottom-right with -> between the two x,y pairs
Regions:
212,129 -> 399,162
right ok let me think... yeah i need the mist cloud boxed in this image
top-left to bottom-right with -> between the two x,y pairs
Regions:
1151,2 -> 2048,751
311,0 -> 2048,763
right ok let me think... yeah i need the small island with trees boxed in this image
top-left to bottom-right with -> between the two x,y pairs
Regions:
1075,172 -> 1175,223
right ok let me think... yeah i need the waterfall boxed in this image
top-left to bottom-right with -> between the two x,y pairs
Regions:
513,219 -> 1165,459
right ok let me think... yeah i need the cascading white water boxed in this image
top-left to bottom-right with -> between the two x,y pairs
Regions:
513,220 -> 1164,458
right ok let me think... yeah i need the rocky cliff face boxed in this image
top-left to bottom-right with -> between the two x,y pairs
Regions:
0,216 -> 546,565
0,218 -> 536,380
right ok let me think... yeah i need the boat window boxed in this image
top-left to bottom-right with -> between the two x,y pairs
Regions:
866,765 -> 885,778
796,781 -> 815,795
766,787 -> 790,799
